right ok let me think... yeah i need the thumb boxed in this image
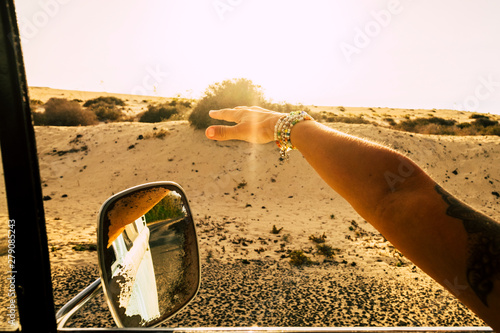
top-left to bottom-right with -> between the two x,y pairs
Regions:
205,125 -> 238,141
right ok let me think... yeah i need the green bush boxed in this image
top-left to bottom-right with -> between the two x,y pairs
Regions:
83,96 -> 126,107
34,98 -> 97,126
145,195 -> 185,223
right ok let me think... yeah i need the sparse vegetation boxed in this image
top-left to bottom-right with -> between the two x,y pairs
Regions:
139,99 -> 191,123
316,244 -> 337,258
309,233 -> 327,243
311,112 -> 373,125
271,225 -> 283,234
470,113 -> 489,119
390,115 -> 500,136
261,100 -> 311,114
143,128 -> 169,139
83,96 -> 126,107
139,103 -> 178,122
89,102 -> 126,122
289,250 -> 312,266
206,250 -> 213,263
471,116 -> 498,128
383,117 -> 396,126
33,98 -> 98,126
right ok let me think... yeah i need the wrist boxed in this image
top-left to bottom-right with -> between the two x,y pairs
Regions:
274,111 -> 314,160
265,113 -> 285,143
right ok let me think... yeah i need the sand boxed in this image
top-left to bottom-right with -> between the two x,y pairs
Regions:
0,87 -> 499,328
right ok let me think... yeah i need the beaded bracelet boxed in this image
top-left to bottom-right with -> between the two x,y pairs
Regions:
274,111 -> 314,161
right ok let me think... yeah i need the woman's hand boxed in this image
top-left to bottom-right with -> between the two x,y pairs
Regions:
205,106 -> 283,144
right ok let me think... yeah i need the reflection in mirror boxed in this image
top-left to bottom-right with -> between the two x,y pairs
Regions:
97,182 -> 199,327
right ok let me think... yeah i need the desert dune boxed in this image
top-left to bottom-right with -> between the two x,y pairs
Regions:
0,87 -> 498,327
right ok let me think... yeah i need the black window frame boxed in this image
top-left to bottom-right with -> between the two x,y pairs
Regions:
0,1 -> 56,332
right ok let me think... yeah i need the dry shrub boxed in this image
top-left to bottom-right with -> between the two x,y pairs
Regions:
143,128 -> 169,139
139,104 -> 178,123
189,78 -> 265,129
260,101 -> 310,114
88,102 -> 125,122
418,123 -> 457,135
83,96 -> 125,107
383,117 -> 396,126
34,98 -> 97,126
389,115 -> 499,136
188,78 -> 309,129
311,112 -> 373,125
289,250 -> 312,267
139,99 -> 192,123
309,233 -> 327,243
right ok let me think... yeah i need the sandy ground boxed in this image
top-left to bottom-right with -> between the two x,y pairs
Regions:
0,87 -> 499,328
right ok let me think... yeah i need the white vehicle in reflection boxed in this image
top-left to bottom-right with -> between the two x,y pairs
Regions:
55,182 -> 200,329
111,216 -> 160,324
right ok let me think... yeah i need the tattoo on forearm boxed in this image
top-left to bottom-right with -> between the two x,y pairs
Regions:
435,185 -> 500,306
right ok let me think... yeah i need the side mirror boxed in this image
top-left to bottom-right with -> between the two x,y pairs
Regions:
97,182 -> 200,327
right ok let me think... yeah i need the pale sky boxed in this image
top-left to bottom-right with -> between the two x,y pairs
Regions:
14,0 -> 500,115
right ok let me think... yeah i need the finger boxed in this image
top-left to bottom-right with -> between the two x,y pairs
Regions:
209,109 -> 243,123
206,125 -> 242,141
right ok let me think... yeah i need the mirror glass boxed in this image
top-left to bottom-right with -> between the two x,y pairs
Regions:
97,182 -> 199,327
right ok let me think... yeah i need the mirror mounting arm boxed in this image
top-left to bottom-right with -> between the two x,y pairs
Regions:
56,278 -> 102,329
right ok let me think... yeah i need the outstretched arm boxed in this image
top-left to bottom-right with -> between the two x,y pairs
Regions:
206,106 -> 500,330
